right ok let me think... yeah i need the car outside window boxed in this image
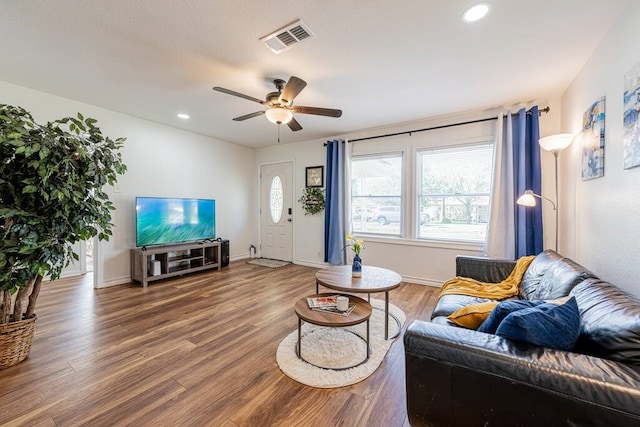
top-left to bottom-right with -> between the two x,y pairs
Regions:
351,154 -> 403,236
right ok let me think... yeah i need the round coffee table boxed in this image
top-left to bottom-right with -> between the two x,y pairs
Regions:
315,265 -> 402,339
294,293 -> 372,370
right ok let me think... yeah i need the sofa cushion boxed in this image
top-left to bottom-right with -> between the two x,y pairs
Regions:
478,300 -> 544,334
518,250 -> 563,299
455,255 -> 517,283
519,250 -> 596,301
431,294 -> 494,320
496,297 -> 581,351
571,278 -> 640,366
447,301 -> 499,329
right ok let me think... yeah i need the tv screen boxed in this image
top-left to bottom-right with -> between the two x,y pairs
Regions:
135,197 -> 216,247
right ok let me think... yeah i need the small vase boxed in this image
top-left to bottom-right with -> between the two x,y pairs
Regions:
352,254 -> 362,278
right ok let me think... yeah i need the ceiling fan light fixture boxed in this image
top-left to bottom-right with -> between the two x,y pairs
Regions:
265,107 -> 293,125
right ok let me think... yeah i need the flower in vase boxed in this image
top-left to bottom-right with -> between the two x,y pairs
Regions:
345,233 -> 364,256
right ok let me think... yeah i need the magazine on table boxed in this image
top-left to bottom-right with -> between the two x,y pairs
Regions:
311,304 -> 356,317
307,295 -> 340,309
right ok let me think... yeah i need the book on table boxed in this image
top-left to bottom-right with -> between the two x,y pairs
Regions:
311,304 -> 356,317
307,295 -> 340,309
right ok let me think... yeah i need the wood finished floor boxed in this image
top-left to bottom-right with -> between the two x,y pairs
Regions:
0,260 -> 439,427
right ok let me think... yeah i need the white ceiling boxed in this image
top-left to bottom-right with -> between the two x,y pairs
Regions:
0,0 -> 628,148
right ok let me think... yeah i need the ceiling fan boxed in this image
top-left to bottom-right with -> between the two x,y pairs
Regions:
212,76 -> 342,132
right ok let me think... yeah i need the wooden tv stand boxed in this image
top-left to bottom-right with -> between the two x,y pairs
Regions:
130,241 -> 221,288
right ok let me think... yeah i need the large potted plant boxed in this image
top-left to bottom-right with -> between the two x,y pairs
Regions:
0,104 -> 126,368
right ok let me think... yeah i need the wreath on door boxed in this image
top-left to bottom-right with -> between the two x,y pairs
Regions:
298,187 -> 325,215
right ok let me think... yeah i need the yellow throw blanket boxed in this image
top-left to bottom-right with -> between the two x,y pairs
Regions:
439,255 -> 535,300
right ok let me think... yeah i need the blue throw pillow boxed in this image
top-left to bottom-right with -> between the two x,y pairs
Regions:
477,300 -> 545,334
495,297 -> 580,351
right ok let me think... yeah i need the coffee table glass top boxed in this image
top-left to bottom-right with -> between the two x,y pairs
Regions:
315,265 -> 402,293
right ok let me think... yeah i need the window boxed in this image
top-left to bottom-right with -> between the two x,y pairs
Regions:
418,144 -> 494,242
351,154 -> 403,235
269,176 -> 283,223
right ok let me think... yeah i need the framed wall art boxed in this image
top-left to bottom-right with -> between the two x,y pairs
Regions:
305,166 -> 324,188
623,61 -> 640,169
581,96 -> 605,180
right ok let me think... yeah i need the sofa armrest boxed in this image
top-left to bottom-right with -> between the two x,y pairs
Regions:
404,320 -> 640,426
455,255 -> 516,282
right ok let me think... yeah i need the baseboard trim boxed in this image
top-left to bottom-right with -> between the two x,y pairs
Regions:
293,259 -> 327,269
401,275 -> 442,287
100,276 -> 132,288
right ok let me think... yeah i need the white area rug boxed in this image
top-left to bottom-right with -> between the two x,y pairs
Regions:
246,258 -> 290,268
276,299 -> 406,388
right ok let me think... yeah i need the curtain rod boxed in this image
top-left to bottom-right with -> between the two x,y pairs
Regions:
347,106 -> 550,143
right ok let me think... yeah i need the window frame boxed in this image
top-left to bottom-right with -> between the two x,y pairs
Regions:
347,117 -> 496,250
350,151 -> 405,238
416,141 -> 495,244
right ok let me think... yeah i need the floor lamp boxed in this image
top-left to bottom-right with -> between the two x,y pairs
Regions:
516,133 -> 574,252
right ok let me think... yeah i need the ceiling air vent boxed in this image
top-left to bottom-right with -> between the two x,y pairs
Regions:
260,19 -> 315,54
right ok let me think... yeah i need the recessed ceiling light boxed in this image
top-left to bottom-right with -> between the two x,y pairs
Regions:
463,3 -> 490,23
177,113 -> 190,119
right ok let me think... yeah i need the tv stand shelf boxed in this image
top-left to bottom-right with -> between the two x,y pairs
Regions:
131,241 -> 221,288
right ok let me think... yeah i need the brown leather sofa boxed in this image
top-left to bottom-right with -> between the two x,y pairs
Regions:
404,250 -> 640,426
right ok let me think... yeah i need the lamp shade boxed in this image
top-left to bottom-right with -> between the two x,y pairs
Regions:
265,107 -> 293,125
516,190 -> 537,207
539,133 -> 574,153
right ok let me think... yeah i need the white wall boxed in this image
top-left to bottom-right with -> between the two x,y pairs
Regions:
560,1 -> 640,296
1,81 -> 255,288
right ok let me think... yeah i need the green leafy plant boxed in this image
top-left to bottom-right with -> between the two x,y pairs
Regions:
298,187 -> 325,215
0,104 -> 127,325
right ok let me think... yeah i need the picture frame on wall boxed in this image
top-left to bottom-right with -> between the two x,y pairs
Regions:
623,61 -> 640,169
581,96 -> 605,180
305,166 -> 324,188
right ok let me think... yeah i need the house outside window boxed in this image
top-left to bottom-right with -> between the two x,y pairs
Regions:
418,143 -> 494,242
351,154 -> 403,236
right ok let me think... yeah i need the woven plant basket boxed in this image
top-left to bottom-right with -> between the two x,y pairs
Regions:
0,315 -> 37,369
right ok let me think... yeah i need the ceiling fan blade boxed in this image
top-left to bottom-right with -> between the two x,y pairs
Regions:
279,76 -> 307,105
292,106 -> 343,118
213,87 -> 265,105
233,111 -> 265,121
287,117 -> 303,131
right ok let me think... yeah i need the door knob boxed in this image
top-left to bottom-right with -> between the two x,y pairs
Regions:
287,218 -> 292,222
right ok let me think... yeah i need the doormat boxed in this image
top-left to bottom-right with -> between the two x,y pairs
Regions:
246,258 -> 290,268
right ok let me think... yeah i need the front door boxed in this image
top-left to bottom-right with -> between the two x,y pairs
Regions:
260,162 -> 293,261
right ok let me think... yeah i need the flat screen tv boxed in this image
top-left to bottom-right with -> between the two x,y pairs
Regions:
135,197 -> 216,247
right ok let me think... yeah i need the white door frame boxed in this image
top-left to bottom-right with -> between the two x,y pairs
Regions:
259,160 -> 295,261
57,238 -> 100,288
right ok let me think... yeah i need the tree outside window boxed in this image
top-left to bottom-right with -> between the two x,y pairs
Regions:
418,144 -> 494,242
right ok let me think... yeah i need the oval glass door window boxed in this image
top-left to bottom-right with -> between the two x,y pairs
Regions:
270,176 -> 284,223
